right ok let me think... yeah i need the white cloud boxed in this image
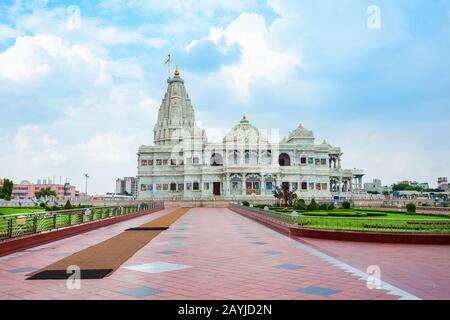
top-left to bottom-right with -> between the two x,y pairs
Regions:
0,34 -> 111,88
0,33 -> 158,193
9,7 -> 166,56
322,122 -> 450,188
188,12 -> 301,98
0,24 -> 22,41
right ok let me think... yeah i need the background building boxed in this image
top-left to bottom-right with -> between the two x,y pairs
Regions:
11,180 -> 78,199
364,179 -> 392,194
438,177 -> 450,191
399,180 -> 430,190
115,177 -> 137,197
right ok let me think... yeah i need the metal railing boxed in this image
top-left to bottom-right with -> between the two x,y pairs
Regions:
0,201 -> 164,241
229,203 -> 297,225
297,215 -> 450,233
230,204 -> 450,233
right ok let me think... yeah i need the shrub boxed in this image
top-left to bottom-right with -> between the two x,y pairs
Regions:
319,204 -> 328,210
307,199 -> 319,211
406,203 -> 416,213
293,199 -> 307,211
327,203 -> 335,211
342,201 -> 352,209
64,200 -> 73,210
242,201 -> 250,207
366,212 -> 388,217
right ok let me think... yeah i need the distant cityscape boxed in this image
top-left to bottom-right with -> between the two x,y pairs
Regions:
1,176 -> 449,203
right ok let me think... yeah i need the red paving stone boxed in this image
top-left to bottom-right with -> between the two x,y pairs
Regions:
0,207 -> 442,300
294,236 -> 450,300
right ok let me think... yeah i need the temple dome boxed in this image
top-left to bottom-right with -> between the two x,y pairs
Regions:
223,115 -> 268,145
282,123 -> 315,144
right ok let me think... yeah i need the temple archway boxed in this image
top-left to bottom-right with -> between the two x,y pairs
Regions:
278,153 -> 291,166
210,153 -> 223,166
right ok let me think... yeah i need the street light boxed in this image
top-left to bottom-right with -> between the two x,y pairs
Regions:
84,173 -> 90,196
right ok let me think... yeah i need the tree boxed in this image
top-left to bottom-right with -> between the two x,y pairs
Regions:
307,199 -> 320,211
63,200 -> 73,210
293,199 -> 307,210
0,178 -> 14,201
273,184 -> 296,207
392,183 -> 425,193
406,203 -> 416,213
382,190 -> 390,196
342,201 -> 352,209
35,187 -> 56,199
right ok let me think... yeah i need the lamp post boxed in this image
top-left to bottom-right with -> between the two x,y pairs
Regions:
84,173 -> 90,196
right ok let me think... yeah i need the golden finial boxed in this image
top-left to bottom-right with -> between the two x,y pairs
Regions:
174,65 -> 180,77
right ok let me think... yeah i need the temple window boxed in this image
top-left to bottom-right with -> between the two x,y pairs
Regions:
193,182 -> 200,190
162,159 -> 168,165
170,159 -> 177,166
300,157 -> 307,165
156,159 -> 162,165
140,184 -> 147,191
301,182 -> 307,190
170,182 -> 177,191
162,184 -> 168,191
308,157 -> 314,165
229,150 -> 239,164
141,160 -> 148,166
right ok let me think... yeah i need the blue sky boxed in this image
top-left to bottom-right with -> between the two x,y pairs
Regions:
0,0 -> 449,194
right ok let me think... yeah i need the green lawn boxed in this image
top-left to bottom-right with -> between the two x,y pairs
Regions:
0,207 -> 45,215
251,206 -> 450,233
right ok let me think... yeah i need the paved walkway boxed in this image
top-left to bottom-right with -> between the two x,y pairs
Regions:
0,208 -> 445,300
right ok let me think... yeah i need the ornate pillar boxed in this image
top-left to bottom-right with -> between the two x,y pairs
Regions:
261,175 -> 265,195
224,175 -> 229,197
